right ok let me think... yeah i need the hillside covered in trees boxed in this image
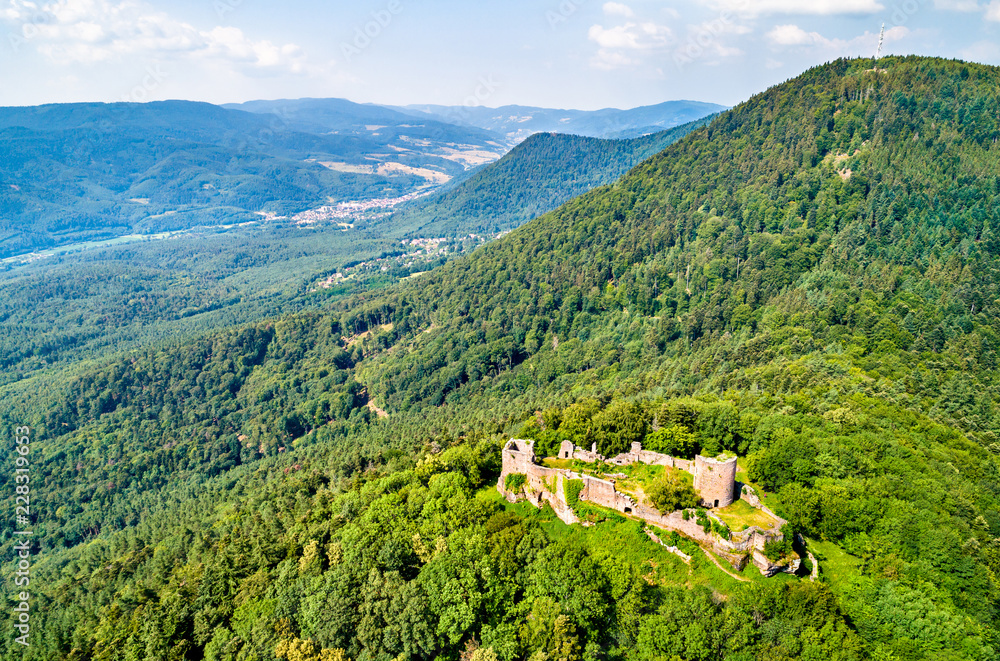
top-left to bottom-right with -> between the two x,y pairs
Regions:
385,119 -> 712,237
0,100 -> 504,258
1,56 -> 999,661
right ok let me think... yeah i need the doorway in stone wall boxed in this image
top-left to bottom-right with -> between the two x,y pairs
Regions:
714,500 -> 719,507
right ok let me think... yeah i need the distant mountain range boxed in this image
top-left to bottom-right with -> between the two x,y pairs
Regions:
389,100 -> 727,142
0,97 -> 723,258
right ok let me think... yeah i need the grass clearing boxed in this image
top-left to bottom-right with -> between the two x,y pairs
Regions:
713,498 -> 781,532
808,537 -> 861,593
541,457 -> 574,470
482,485 -> 813,596
492,489 -> 691,585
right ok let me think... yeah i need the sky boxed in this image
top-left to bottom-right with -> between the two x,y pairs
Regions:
1,0 -> 999,110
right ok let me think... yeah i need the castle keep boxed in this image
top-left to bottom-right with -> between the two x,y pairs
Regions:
499,438 -> 794,575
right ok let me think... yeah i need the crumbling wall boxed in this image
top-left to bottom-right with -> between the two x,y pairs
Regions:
580,475 -> 636,512
498,439 -> 580,525
498,439 -> 785,574
538,472 -> 578,525
693,455 -> 737,508
501,438 -> 537,476
636,451 -> 694,473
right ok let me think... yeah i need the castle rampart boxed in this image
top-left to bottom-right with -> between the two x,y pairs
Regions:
497,438 -> 791,575
693,454 -> 738,508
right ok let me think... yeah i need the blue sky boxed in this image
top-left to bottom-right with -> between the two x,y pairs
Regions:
2,0 -> 999,109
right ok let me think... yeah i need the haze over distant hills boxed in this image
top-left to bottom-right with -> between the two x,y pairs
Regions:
0,99 -> 504,258
391,100 -> 728,142
0,96 -> 722,258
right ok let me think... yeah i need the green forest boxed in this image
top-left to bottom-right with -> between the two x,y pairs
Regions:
0,100 -> 501,259
385,119 -> 712,238
1,56 -> 999,661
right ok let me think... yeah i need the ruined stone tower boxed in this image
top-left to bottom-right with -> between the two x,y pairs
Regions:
693,454 -> 737,508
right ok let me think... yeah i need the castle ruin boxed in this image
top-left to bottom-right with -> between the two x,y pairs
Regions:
498,438 -> 795,576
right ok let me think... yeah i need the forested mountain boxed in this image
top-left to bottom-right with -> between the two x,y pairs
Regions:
0,100 -> 505,258
385,118 -> 713,237
394,100 -> 727,142
2,56 -> 1000,661
0,97 -> 725,259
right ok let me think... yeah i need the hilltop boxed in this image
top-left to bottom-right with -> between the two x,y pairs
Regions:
385,118 -> 712,237
1,56 -> 999,661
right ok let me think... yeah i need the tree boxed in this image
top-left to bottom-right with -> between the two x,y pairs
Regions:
646,471 -> 700,513
559,399 -> 603,446
644,425 -> 699,458
593,400 -> 648,457
275,637 -> 349,661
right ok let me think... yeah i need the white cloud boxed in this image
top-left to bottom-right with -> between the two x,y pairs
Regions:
1,0 -> 307,73
766,23 -> 909,55
587,18 -> 673,70
960,39 -> 1000,61
706,0 -> 884,15
603,2 -> 635,17
673,17 -> 748,61
767,24 -> 824,46
588,21 -> 672,50
986,0 -> 1000,20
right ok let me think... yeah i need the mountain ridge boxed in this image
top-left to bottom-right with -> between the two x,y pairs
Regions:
388,99 -> 728,142
383,117 -> 715,238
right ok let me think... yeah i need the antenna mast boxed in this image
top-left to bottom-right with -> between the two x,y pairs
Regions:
875,23 -> 885,61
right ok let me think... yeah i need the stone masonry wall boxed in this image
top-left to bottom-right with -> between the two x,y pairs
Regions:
497,438 -> 786,573
693,455 -> 738,508
580,475 -> 636,512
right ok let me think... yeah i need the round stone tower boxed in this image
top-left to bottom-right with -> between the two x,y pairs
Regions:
693,454 -> 737,508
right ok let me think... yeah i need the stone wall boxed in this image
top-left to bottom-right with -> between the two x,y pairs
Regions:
502,438 -> 538,475
497,438 -> 787,574
693,455 -> 738,508
580,475 -> 636,512
572,449 -> 601,462
636,450 -> 693,472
